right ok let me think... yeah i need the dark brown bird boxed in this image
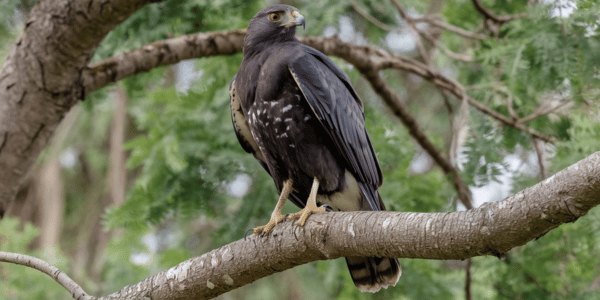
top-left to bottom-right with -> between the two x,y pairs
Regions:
230,4 -> 400,292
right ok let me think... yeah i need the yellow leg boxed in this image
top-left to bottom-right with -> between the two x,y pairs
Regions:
288,178 -> 326,226
253,179 -> 293,235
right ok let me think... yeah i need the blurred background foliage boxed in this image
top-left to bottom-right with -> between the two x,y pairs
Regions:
1,0 -> 599,299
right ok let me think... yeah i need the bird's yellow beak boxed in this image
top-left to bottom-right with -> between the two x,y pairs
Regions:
285,10 -> 305,29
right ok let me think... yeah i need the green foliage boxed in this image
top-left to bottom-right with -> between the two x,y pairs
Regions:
366,104 -> 453,212
107,62 -> 241,227
479,206 -> 600,300
1,0 -> 600,299
94,0 -> 261,60
0,218 -> 72,300
461,116 -> 508,187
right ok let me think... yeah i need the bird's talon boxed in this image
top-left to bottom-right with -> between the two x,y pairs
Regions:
253,214 -> 286,236
288,204 -> 326,226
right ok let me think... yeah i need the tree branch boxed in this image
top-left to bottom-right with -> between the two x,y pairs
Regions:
471,0 -> 527,24
411,17 -> 488,40
4,152 -> 599,299
350,0 -> 396,31
0,0 -> 161,214
0,252 -> 93,300
391,0 -> 432,64
363,71 -> 473,208
83,30 -> 554,144
96,152 -> 600,299
82,30 -> 246,92
352,0 -> 486,43
533,138 -> 547,180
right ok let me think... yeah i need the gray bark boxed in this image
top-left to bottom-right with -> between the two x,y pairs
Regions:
100,152 -> 600,299
0,0 -> 160,214
3,152 -> 599,299
0,251 -> 93,300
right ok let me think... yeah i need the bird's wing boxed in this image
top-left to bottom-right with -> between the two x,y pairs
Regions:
230,76 -> 263,157
288,47 -> 383,210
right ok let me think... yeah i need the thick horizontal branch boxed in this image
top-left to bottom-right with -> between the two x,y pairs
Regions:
100,152 -> 600,299
0,252 -> 92,300
82,30 -> 246,92
83,30 -> 554,143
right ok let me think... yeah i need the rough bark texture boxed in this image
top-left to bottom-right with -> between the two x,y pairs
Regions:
83,30 -> 246,92
99,152 -> 600,300
0,0 -> 159,215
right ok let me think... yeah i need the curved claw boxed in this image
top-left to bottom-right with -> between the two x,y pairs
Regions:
253,213 -> 287,235
254,180 -> 293,236
288,202 -> 326,226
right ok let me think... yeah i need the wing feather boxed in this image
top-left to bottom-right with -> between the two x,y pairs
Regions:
288,48 -> 383,210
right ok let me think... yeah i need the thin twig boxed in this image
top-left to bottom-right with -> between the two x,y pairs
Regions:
350,0 -> 396,31
391,0 -> 431,64
415,26 -> 474,62
472,0 -> 527,23
392,0 -> 473,62
0,251 -> 93,300
418,72 -> 556,143
412,17 -> 488,40
363,71 -> 473,209
505,93 -> 519,120
449,95 -> 470,169
532,138 -> 546,180
432,42 -> 474,62
519,100 -> 570,123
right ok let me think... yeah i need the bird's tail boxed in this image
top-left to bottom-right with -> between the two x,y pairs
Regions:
345,256 -> 401,293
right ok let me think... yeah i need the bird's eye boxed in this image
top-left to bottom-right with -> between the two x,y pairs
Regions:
268,12 -> 281,22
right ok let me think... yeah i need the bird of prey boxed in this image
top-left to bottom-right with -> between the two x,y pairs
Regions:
229,4 -> 400,292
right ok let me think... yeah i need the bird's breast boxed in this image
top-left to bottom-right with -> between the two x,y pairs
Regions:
247,84 -> 314,150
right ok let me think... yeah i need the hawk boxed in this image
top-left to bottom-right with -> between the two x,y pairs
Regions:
230,4 -> 400,292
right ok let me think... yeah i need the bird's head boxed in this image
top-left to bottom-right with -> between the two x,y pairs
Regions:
244,4 -> 305,55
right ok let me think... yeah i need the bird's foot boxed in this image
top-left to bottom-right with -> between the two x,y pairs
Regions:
288,202 -> 326,226
253,213 -> 287,236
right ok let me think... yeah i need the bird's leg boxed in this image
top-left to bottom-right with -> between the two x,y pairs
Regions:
288,178 -> 326,226
253,179 -> 293,235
